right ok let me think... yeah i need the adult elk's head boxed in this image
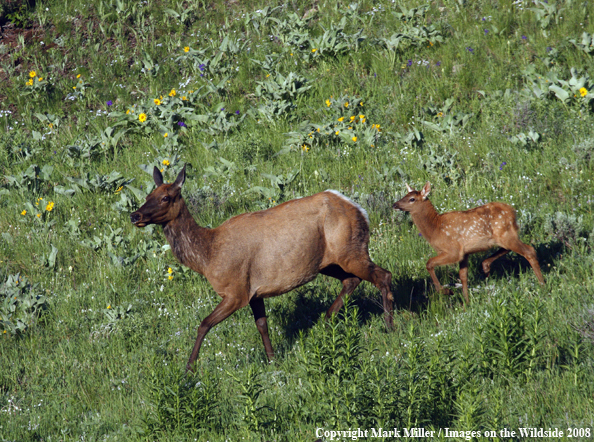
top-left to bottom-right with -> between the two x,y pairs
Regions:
130,165 -> 186,227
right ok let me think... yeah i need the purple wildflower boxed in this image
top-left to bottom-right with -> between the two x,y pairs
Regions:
436,61 -> 441,66
407,59 -> 412,67
235,110 -> 240,115
221,107 -> 225,111
419,233 -> 422,236
522,35 -> 527,40
499,161 -> 507,170
466,47 -> 474,53
484,29 -> 489,34
106,100 -> 113,106
177,121 -> 186,127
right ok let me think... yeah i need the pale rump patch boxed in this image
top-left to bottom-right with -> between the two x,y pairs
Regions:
325,189 -> 370,226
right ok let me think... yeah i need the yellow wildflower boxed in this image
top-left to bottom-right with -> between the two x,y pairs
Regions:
36,213 -> 41,218
154,98 -> 161,105
73,86 -> 76,90
168,89 -> 176,97
325,99 -> 331,107
359,114 -> 364,119
359,101 -> 363,106
580,87 -> 588,97
139,113 -> 147,122
352,136 -> 357,142
107,305 -> 111,309
338,117 -> 344,122
345,102 -> 349,107
126,109 -> 130,114
163,159 -> 170,166
168,275 -> 174,280
38,77 -> 43,81
163,133 -> 168,138
168,267 -> 173,274
312,48 -> 317,52
335,130 -> 340,135
46,202 -> 54,212
115,186 -> 123,193
437,112 -> 443,117
29,71 -> 36,78
184,46 -> 190,52
316,128 -> 320,132
350,116 -> 355,121
21,210 -> 26,216
302,144 -> 309,152
76,74 -> 81,78
26,79 -> 33,86
182,96 -> 187,101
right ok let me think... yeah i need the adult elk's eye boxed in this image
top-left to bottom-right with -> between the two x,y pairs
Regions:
409,197 -> 416,202
162,196 -> 170,203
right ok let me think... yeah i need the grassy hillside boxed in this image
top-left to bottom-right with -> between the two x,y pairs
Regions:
1,0 -> 594,440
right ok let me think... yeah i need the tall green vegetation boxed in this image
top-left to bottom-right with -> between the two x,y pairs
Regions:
1,0 -> 594,440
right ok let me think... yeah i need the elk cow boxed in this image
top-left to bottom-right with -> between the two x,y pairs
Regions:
393,182 -> 544,304
131,165 -> 394,371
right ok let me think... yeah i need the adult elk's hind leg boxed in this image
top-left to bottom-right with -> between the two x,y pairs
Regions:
187,296 -> 246,372
321,265 -> 362,319
336,259 -> 394,330
249,297 -> 275,362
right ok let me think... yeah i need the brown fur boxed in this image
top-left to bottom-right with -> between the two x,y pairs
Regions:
393,182 -> 544,304
131,165 -> 394,371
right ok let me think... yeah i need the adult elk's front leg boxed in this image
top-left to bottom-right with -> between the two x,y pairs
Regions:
187,296 -> 246,372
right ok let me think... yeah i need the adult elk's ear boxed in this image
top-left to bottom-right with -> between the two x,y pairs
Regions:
171,164 -> 186,192
420,181 -> 431,200
153,167 -> 164,186
406,183 -> 413,193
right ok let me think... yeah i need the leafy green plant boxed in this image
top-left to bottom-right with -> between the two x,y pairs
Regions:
420,145 -> 462,183
0,273 -> 48,335
142,361 -> 219,437
510,130 -> 541,147
421,98 -> 473,135
228,366 -> 272,432
569,32 -> 594,56
522,66 -> 593,108
529,1 -> 565,35
1,164 -> 54,196
543,211 -> 585,247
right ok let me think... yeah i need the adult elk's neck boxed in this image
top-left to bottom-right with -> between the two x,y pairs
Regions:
409,200 -> 441,242
162,199 -> 212,275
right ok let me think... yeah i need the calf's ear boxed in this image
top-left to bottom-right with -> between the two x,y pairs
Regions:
421,181 -> 431,200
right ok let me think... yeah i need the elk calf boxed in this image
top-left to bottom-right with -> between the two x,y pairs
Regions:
393,182 -> 544,304
131,165 -> 394,371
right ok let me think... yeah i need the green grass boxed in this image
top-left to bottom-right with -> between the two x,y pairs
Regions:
1,0 -> 594,440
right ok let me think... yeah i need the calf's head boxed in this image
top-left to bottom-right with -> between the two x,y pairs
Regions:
130,165 -> 186,227
393,182 -> 431,213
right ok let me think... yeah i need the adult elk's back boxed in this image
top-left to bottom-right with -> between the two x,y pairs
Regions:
393,182 -> 544,304
131,165 -> 394,371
